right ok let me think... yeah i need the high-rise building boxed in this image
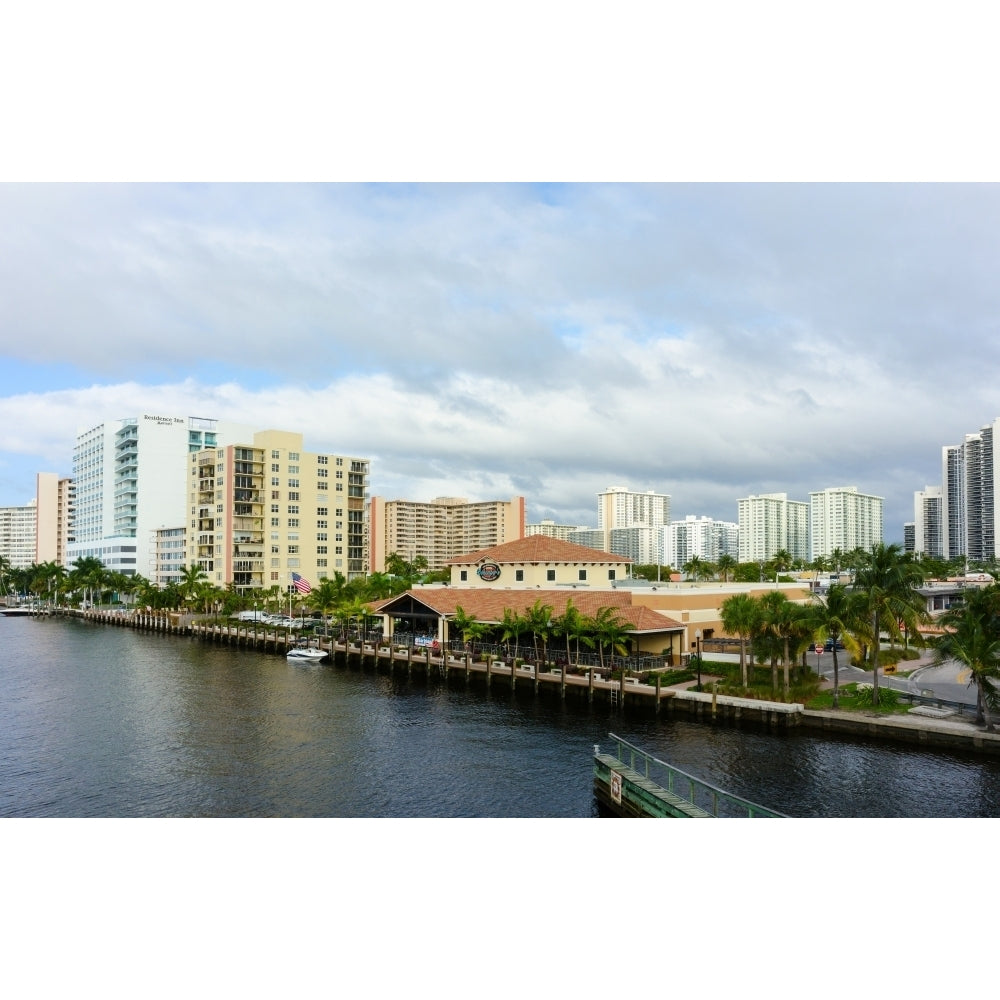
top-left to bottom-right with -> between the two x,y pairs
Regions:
525,519 -> 588,541
808,486 -> 884,562
35,472 -> 75,566
941,418 -> 1000,562
369,496 -> 524,573
67,414 -> 255,577
670,515 -> 739,568
737,493 -> 808,564
596,485 -> 671,553
191,429 -> 370,592
912,485 -> 943,558
0,499 -> 36,569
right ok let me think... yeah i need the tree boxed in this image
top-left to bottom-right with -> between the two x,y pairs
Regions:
930,584 -> 1000,731
716,554 -> 737,583
498,608 -> 526,659
308,577 -> 345,630
811,583 -> 865,709
69,556 -> 107,608
720,592 -> 761,687
852,542 -> 926,707
589,606 -> 631,671
178,564 -> 209,609
550,599 -> 589,666
523,599 -> 554,664
755,591 -> 794,693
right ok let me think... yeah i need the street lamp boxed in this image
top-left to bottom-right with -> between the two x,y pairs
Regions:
694,628 -> 702,691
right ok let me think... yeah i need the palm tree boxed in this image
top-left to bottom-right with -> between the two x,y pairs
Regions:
550,599 -> 582,665
178,564 -> 209,610
852,542 -> 926,707
307,577 -> 344,631
716,554 -> 737,583
811,583 -> 864,709
498,608 -> 526,659
755,590 -> 793,693
589,606 -> 631,672
523,599 -> 554,665
930,584 -> 1000,731
720,592 -> 760,687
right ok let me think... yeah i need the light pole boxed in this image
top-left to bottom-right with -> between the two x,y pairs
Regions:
694,628 -> 702,692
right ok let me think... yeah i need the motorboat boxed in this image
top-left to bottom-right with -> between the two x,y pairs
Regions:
286,644 -> 328,663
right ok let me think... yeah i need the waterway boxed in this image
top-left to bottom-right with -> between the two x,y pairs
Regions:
3,614 -> 1000,817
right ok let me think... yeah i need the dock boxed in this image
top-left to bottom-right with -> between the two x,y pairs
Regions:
593,732 -> 785,817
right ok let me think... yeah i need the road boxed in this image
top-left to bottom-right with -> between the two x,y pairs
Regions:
809,647 -> 978,707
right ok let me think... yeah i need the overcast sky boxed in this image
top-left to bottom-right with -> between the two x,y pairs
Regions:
2,182 -> 999,541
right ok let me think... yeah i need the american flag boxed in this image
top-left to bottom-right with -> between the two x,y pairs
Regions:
291,572 -> 312,595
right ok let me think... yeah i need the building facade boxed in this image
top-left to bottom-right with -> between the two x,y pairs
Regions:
737,492 -> 808,564
670,515 -> 740,568
369,496 -> 524,573
190,429 -> 370,593
525,519 -> 588,541
808,486 -> 884,562
912,485 -> 943,558
596,486 -> 671,549
941,418 -> 1000,562
0,499 -> 36,569
67,414 -> 254,577
35,472 -> 75,566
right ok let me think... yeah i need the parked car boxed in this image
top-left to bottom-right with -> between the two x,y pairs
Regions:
824,638 -> 846,651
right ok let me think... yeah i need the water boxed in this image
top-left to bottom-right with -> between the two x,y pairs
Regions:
3,615 -> 1000,817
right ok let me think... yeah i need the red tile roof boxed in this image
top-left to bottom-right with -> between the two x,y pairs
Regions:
370,588 -> 684,632
448,535 -> 630,565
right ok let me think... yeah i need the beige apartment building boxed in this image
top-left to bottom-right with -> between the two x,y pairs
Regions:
35,472 -> 75,565
189,429 -> 370,593
369,495 -> 525,573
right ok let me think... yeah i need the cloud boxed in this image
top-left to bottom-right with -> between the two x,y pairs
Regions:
2,183 -> 999,537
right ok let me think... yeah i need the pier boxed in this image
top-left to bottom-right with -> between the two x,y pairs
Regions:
593,732 -> 785,817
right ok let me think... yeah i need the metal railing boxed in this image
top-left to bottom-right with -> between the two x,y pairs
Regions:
600,732 -> 786,818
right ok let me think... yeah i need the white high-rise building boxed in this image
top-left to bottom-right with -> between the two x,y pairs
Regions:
737,493 -> 808,564
808,486 -> 884,561
941,418 -> 1000,562
670,515 -> 739,569
67,414 -> 254,578
912,485 -> 943,558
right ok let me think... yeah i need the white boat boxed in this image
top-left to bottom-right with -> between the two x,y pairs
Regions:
286,644 -> 328,662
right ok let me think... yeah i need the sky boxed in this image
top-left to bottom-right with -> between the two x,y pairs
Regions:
2,181 -> 1000,541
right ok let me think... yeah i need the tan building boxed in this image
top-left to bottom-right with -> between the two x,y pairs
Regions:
371,537 -> 811,662
35,472 -> 75,566
189,429 -> 370,593
152,526 -> 187,589
447,535 -> 630,589
369,495 -> 525,573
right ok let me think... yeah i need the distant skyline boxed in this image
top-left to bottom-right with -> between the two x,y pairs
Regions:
3,183 -> 1000,541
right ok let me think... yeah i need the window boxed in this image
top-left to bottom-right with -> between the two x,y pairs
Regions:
317,520 -> 328,528
288,479 -> 299,489
317,482 -> 328,491
288,545 -> 299,554
546,569 -> 556,581
288,491 -> 300,501
317,545 -> 328,554
287,505 -> 299,514
317,532 -> 327,541
515,569 -> 524,582
318,507 -> 328,517
289,452 -> 300,461
271,517 -> 280,527
317,468 -> 328,477
460,570 -> 468,581
578,569 -> 587,581
288,518 -> 299,528
317,455 -> 328,465
288,465 -> 299,475
608,569 -> 616,580
317,559 -> 327,567
272,477 -> 280,486
271,463 -> 280,473
271,504 -> 279,513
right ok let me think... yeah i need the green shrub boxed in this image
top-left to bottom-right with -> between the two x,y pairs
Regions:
852,683 -> 900,708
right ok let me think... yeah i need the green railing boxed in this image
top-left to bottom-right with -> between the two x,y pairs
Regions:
601,732 -> 785,818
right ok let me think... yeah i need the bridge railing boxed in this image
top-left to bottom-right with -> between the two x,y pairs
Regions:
603,732 -> 786,818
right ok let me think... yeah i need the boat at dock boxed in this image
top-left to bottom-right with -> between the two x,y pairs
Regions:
286,644 -> 328,663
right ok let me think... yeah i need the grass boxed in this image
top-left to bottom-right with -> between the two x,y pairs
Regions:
804,683 -> 913,715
